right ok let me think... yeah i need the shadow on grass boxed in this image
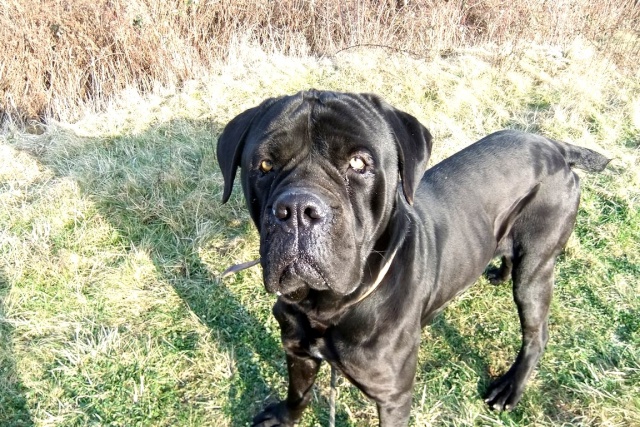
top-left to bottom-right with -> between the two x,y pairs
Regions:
0,271 -> 34,427
428,314 -> 493,398
14,117 -> 341,425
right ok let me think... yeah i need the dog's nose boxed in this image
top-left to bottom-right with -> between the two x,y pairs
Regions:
272,191 -> 329,230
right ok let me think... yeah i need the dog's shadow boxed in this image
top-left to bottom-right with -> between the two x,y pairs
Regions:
13,118 -> 340,425
0,270 -> 35,427
420,312 -> 493,407
431,314 -> 492,389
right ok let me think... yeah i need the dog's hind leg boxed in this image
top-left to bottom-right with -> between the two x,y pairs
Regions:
485,184 -> 579,410
484,254 -> 555,410
486,255 -> 513,285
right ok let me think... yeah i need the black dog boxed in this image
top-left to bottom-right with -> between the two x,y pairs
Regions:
217,90 -> 610,426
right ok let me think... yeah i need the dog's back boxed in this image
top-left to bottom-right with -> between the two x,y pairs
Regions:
415,129 -> 609,301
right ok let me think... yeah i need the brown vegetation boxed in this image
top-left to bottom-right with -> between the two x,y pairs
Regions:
1,0 -> 639,125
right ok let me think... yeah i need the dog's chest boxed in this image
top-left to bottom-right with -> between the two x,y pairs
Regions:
306,319 -> 331,360
308,338 -> 326,359
276,301 -> 349,362
285,317 -> 336,361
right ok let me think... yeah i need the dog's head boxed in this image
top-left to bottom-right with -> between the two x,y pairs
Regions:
217,90 -> 432,303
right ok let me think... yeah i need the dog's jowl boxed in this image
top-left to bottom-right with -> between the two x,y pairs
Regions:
217,90 -> 610,426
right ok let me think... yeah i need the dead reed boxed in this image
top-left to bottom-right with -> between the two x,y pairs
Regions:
1,0 -> 639,125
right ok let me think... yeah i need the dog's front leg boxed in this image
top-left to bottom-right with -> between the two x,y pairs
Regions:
377,391 -> 413,426
345,341 -> 420,427
252,353 -> 321,427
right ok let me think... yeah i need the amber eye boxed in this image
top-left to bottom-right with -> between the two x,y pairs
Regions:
349,156 -> 366,172
260,160 -> 273,173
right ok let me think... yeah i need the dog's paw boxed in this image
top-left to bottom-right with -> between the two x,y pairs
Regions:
252,402 -> 298,427
484,373 -> 524,411
485,266 -> 509,285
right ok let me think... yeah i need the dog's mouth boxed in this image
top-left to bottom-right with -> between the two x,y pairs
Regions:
276,285 -> 310,303
266,259 -> 329,302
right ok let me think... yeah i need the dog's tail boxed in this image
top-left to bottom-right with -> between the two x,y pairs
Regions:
551,139 -> 611,173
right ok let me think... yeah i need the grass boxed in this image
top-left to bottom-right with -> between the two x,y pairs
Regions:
1,41 -> 639,426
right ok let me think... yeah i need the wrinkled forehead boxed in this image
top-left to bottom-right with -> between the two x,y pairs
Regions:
242,92 -> 395,163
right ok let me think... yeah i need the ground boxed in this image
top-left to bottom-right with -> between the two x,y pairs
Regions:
1,42 -> 639,426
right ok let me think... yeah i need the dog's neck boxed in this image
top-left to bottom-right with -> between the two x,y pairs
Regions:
348,194 -> 412,306
352,246 -> 399,305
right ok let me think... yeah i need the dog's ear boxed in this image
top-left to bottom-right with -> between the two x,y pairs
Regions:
217,100 -> 274,204
371,97 -> 433,205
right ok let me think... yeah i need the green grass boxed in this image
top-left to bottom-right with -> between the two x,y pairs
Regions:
1,42 -> 639,426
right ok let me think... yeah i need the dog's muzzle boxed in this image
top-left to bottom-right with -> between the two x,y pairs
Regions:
262,190 -> 334,301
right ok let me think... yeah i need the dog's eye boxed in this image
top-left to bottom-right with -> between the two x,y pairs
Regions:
260,160 -> 274,173
349,156 -> 366,172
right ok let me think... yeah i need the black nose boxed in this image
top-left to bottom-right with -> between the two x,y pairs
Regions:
272,191 -> 329,230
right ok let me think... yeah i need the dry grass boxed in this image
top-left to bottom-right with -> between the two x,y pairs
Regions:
1,0 -> 639,125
